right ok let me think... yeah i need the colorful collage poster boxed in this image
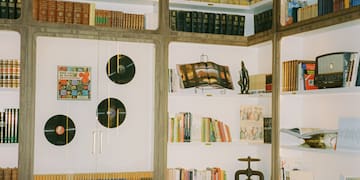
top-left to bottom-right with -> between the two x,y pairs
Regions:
57,66 -> 91,100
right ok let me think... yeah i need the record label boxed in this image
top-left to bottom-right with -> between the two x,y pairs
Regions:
106,54 -> 136,84
97,98 -> 126,128
44,115 -> 76,146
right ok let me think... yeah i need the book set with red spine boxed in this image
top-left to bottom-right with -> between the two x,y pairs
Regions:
33,0 -> 145,30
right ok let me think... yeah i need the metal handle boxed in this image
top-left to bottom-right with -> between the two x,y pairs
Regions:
92,131 -> 97,154
99,131 -> 103,154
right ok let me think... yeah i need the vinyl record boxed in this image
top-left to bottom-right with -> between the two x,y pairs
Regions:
106,54 -> 136,84
97,97 -> 126,128
44,115 -> 76,146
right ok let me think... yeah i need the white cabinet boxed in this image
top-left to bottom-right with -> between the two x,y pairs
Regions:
279,20 -> 360,180
34,36 -> 155,174
167,41 -> 273,180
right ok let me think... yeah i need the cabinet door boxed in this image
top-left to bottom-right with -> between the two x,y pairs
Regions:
94,41 -> 155,173
0,30 -> 21,168
34,36 -> 155,175
35,37 -> 100,174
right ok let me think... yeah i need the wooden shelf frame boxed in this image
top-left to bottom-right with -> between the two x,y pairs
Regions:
0,0 -> 359,180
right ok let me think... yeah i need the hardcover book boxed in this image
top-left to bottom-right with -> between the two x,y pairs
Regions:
177,61 -> 234,90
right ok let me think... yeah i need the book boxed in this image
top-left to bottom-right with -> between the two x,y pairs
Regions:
47,0 -> 56,23
64,1 -> 73,24
38,0 -> 48,22
240,105 -> 264,143
177,61 -> 234,90
15,0 -> 20,18
280,128 -> 337,149
169,10 -> 177,31
55,1 -> 65,23
0,0 -> 9,19
8,0 -> 16,19
263,117 -> 272,144
249,73 -> 272,94
73,2 -> 82,24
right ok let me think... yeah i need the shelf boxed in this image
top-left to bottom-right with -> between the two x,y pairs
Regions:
0,88 -> 19,92
281,145 -> 360,154
169,0 -> 272,14
168,141 -> 271,146
89,0 -> 158,6
279,6 -> 360,37
281,87 -> 360,96
169,29 -> 272,46
169,89 -> 271,97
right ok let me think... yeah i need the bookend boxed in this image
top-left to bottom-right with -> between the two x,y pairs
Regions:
235,156 -> 264,180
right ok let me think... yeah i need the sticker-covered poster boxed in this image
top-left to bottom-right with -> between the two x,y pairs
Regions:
57,66 -> 91,100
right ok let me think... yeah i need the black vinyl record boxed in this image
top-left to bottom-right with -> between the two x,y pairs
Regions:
97,97 -> 126,128
44,115 -> 76,146
106,54 -> 136,84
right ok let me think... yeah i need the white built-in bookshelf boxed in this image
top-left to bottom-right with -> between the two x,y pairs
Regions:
280,19 -> 360,179
168,41 -> 273,180
0,30 -> 20,168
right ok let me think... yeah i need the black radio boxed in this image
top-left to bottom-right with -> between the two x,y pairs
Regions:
315,52 -> 357,89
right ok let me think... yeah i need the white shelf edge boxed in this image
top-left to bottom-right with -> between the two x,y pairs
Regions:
281,87 -> 360,96
0,87 -> 19,92
169,0 -> 272,14
281,145 -> 360,154
169,90 -> 272,97
168,141 -> 271,146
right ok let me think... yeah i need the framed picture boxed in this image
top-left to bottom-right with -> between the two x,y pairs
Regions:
57,66 -> 91,100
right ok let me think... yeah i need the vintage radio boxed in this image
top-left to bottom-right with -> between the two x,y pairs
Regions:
314,52 -> 357,89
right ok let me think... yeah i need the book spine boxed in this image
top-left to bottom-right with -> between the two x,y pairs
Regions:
196,11 -> 203,33
55,1 -> 64,23
64,1 -> 73,24
47,0 -> 56,23
32,0 -> 38,20
81,2 -> 90,25
176,10 -> 184,31
232,14 -> 240,35
8,0 -> 15,19
0,112 -> 3,143
73,2 -> 82,24
0,60 -> 3,88
38,0 -> 47,22
202,12 -> 209,33
225,14 -> 233,35
214,13 -> 221,34
220,14 -> 227,34
239,15 -> 245,36
15,0 -> 20,18
0,0 -> 9,19
184,11 -> 192,32
191,11 -> 198,32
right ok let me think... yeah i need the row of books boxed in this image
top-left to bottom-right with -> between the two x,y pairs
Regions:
282,54 -> 360,92
0,59 -> 20,89
282,60 -> 316,92
0,0 -> 21,19
33,0 -> 145,30
170,10 -> 245,36
168,112 -> 232,143
187,0 -> 263,5
284,0 -> 360,25
0,108 -> 19,144
254,9 -> 272,34
167,167 -> 227,180
201,117 -> 232,142
0,168 -> 17,180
